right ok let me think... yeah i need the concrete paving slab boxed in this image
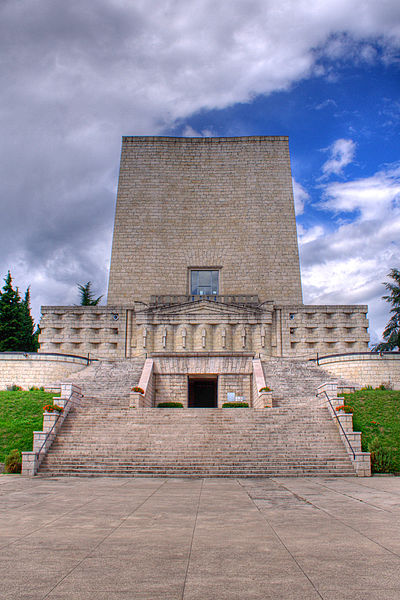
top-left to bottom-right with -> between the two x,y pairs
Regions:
1,475 -> 400,599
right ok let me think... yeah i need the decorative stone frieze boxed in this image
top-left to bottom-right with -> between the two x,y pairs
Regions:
38,301 -> 370,360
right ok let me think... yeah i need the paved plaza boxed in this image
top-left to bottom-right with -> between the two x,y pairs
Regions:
1,476 -> 400,599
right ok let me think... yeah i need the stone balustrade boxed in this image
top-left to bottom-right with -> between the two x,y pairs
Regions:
252,358 -> 272,408
21,383 -> 82,476
130,358 -> 154,408
317,382 -> 371,477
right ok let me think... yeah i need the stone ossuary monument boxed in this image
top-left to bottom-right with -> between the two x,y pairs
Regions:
37,136 -> 371,410
38,135 -> 370,408
40,136 -> 369,362
20,135 -> 376,477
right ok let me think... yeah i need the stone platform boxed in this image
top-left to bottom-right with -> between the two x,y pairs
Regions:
1,475 -> 400,599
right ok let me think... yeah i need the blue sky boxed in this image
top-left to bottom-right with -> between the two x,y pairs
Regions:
0,1 -> 399,344
167,58 -> 400,343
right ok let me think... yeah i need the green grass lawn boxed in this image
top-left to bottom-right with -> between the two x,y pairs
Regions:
341,389 -> 400,473
0,390 -> 59,463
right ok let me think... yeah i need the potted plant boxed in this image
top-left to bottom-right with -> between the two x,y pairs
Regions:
131,386 -> 144,394
43,404 -> 64,414
335,405 -> 353,414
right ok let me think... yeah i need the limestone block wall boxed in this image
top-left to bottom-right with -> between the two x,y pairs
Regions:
39,303 -> 370,360
0,353 -> 89,390
153,373 -> 253,407
317,353 -> 400,389
39,306 -> 129,359
154,374 -> 188,406
218,374 -> 252,406
275,305 -> 370,358
108,136 -> 303,306
152,354 -> 253,407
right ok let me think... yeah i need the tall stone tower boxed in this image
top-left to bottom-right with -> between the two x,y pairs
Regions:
39,136 -> 369,364
107,136 -> 303,305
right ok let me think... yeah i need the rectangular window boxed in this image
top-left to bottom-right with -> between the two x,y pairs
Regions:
190,270 -> 219,295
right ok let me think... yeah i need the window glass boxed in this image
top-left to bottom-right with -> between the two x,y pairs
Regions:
211,271 -> 218,294
190,270 -> 219,295
198,271 -> 210,286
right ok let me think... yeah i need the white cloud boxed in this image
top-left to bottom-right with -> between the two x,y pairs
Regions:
321,139 -> 356,176
0,0 -> 399,322
299,164 -> 400,343
314,98 -> 337,110
298,224 -> 325,245
292,179 -> 310,215
320,165 -> 400,219
182,126 -> 213,137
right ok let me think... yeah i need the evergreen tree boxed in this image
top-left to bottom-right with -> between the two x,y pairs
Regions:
0,272 -> 38,352
77,281 -> 103,306
20,287 -> 39,351
0,271 -> 23,351
373,268 -> 400,351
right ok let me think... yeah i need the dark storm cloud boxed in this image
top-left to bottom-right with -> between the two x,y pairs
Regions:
0,0 -> 399,324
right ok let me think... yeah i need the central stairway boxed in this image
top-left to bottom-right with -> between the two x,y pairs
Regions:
38,357 -> 355,477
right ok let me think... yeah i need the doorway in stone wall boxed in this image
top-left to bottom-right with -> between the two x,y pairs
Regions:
188,376 -> 218,408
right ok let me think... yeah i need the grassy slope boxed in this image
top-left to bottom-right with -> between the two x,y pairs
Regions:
0,390 -> 59,462
342,389 -> 400,473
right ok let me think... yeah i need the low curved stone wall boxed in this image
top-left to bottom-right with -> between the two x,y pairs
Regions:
317,352 -> 400,390
0,352 -> 90,390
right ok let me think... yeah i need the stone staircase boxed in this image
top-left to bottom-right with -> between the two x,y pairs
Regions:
261,357 -> 350,407
64,358 -> 145,403
38,357 -> 355,477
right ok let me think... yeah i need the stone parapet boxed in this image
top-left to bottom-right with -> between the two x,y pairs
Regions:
316,352 -> 400,389
0,352 -> 89,390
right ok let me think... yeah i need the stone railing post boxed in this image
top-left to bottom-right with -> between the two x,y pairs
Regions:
21,452 -> 37,476
252,359 -> 272,408
21,383 -> 82,476
317,382 -> 371,477
130,359 -> 154,408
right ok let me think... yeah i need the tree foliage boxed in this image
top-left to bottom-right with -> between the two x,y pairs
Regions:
20,287 -> 39,351
77,281 -> 103,306
373,268 -> 400,352
0,271 -> 38,352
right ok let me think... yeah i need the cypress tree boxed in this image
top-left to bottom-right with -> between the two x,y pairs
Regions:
77,281 -> 103,306
20,287 -> 39,351
374,268 -> 400,351
0,272 -> 38,352
0,271 -> 23,351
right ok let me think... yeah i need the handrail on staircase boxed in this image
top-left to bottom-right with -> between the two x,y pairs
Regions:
36,396 -> 73,460
319,389 -> 356,460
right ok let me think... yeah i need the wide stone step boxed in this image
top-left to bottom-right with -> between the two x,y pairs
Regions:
39,467 -> 355,476
42,460 -> 352,468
